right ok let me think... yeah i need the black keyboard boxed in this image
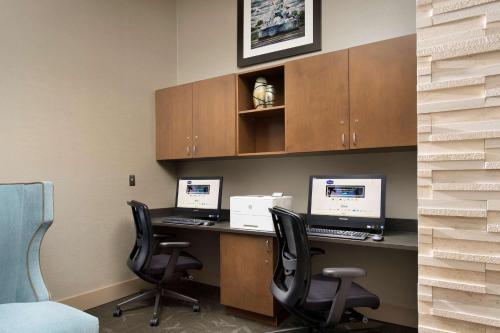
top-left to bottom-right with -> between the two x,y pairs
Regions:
307,226 -> 369,240
162,216 -> 210,226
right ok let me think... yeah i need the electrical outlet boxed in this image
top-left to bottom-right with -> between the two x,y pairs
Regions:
129,175 -> 135,186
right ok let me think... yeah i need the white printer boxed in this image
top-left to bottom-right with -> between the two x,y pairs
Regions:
230,195 -> 293,232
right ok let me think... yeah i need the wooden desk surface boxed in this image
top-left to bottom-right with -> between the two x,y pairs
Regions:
151,217 -> 417,252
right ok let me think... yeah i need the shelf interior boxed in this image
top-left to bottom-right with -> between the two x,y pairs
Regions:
237,66 -> 285,112
238,110 -> 285,154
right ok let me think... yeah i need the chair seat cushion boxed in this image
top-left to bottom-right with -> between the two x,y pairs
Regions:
0,301 -> 98,333
147,252 -> 203,275
304,274 -> 380,312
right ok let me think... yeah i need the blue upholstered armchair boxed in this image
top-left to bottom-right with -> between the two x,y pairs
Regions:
0,182 -> 98,333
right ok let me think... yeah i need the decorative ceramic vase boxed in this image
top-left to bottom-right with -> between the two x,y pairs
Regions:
264,84 -> 276,107
253,76 -> 267,109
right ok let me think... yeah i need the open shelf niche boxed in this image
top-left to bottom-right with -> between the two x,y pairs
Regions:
237,65 -> 285,155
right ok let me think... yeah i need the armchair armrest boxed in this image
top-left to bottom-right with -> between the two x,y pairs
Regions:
322,267 -> 366,278
159,241 -> 190,249
310,247 -> 325,256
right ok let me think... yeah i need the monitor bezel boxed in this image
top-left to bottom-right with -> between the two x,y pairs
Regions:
307,175 -> 386,230
175,176 -> 223,219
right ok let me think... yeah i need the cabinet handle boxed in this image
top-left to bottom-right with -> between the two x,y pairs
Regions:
265,239 -> 271,253
352,132 -> 357,145
193,145 -> 196,154
341,133 -> 345,146
186,146 -> 190,155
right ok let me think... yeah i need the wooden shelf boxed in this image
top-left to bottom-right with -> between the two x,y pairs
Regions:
237,151 -> 287,157
237,66 -> 286,155
238,105 -> 285,116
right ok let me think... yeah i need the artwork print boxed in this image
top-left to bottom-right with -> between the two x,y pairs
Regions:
237,0 -> 321,67
250,0 -> 306,49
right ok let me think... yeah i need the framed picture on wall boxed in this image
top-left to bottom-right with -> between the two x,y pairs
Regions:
237,0 -> 321,67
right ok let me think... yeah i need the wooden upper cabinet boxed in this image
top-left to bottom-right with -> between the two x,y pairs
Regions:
349,34 -> 417,149
193,74 -> 236,158
156,84 -> 193,160
285,51 -> 349,153
155,34 -> 416,160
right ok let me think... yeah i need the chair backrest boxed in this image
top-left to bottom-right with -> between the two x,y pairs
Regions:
0,182 -> 53,304
126,200 -> 154,276
269,206 -> 311,310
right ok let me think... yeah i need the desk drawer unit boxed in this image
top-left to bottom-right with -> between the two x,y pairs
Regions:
220,233 -> 275,316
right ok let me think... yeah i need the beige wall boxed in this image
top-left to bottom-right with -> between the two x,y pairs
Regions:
0,0 -> 420,326
173,0 -> 418,327
0,0 -> 178,302
176,0 -> 416,83
176,151 -> 417,217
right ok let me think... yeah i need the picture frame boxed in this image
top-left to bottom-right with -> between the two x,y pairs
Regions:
237,0 -> 321,67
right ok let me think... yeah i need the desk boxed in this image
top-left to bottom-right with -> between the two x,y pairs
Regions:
151,219 -> 417,252
151,211 -> 417,325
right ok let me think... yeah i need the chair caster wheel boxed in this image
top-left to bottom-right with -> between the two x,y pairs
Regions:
362,316 -> 369,324
150,318 -> 159,326
192,303 -> 200,312
112,308 -> 122,317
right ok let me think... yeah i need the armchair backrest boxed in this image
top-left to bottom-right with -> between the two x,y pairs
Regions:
0,182 -> 53,304
126,200 -> 154,276
269,206 -> 311,310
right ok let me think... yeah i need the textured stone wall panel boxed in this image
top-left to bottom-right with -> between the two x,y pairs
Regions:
417,0 -> 500,331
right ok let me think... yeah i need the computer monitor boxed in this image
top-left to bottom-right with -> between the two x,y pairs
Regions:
307,175 -> 386,231
175,177 -> 223,219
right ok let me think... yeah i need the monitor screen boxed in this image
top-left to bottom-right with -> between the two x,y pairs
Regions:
176,178 -> 222,210
308,175 -> 386,230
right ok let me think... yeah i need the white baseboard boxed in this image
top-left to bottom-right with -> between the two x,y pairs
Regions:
57,277 -> 149,311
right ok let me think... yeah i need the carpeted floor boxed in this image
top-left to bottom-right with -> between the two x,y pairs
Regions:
87,283 -> 417,333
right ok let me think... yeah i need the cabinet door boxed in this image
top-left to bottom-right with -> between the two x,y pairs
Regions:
349,35 -> 417,149
285,51 -> 349,153
220,233 -> 274,316
193,74 -> 236,158
156,84 -> 193,160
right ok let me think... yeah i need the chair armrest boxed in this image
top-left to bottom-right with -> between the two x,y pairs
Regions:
310,247 -> 325,256
158,241 -> 190,283
159,241 -> 191,249
322,267 -> 366,278
323,267 -> 367,327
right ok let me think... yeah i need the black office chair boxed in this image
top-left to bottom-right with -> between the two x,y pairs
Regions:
268,207 -> 380,332
112,200 -> 203,326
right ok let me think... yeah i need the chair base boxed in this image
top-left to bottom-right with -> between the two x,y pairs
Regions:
267,310 -> 373,333
268,327 -> 313,333
112,286 -> 200,326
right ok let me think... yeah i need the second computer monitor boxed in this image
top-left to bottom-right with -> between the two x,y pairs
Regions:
307,175 -> 386,231
176,177 -> 223,219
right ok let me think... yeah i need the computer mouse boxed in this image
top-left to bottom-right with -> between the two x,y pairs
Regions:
372,234 -> 384,242
203,221 -> 214,226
